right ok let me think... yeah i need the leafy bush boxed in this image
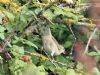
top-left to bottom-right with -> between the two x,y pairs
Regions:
0,0 -> 100,75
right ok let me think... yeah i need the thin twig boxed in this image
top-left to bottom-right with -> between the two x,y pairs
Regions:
43,50 -> 57,67
38,51 -> 68,67
77,22 -> 96,27
84,28 -> 98,53
68,25 -> 77,41
2,64 -> 5,75
25,51 -> 68,67
53,60 -> 68,66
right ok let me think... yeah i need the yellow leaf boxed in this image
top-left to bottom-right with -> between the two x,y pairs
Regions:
0,0 -> 10,3
76,0 -> 81,6
10,2 -> 18,7
65,0 -> 74,4
30,52 -> 49,61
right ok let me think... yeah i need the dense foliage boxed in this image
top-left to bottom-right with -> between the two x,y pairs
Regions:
0,0 -> 100,75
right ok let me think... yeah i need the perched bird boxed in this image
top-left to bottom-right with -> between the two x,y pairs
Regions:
72,41 -> 97,73
41,26 -> 65,56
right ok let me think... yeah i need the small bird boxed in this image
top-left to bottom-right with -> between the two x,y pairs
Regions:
41,26 -> 65,57
72,41 -> 97,73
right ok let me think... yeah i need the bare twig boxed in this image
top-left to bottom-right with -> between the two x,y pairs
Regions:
25,51 -> 68,67
53,60 -> 67,66
84,28 -> 98,53
77,22 -> 96,27
68,25 -> 77,41
68,25 -> 77,55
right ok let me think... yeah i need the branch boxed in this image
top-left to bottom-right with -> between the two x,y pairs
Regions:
25,51 -> 69,67
77,22 -> 96,27
84,28 -> 98,53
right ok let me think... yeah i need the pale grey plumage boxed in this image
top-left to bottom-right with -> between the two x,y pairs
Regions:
41,26 -> 65,56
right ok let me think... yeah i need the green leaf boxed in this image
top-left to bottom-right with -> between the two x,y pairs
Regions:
13,36 -> 38,49
0,16 -> 3,24
33,65 -> 46,75
20,15 -> 27,24
11,45 -> 24,55
66,69 -> 76,75
24,40 -> 38,49
52,6 -> 64,16
9,59 -> 27,75
0,33 -> 5,40
0,25 -> 5,32
23,64 -> 46,75
0,56 -> 3,60
23,64 -> 36,75
43,9 -> 55,20
66,12 -> 75,18
88,52 -> 100,56
64,41 -> 72,48
3,11 -> 15,21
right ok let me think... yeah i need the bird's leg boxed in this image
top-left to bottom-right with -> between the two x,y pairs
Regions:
51,51 -> 55,63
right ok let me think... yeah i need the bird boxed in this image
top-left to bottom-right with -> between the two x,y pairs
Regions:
72,41 -> 97,73
41,26 -> 65,57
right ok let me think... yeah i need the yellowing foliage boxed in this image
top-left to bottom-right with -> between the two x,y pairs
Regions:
0,0 -> 10,3
0,0 -> 18,8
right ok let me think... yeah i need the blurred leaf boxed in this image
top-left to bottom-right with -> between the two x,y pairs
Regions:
0,16 -> 3,24
3,10 -> 15,21
43,9 -> 55,20
64,41 -> 72,48
66,69 -> 76,75
0,0 -> 99,75
19,15 -> 27,24
0,25 -> 5,32
24,40 -> 38,49
13,36 -> 38,49
0,56 -> 3,60
0,33 -> 5,40
9,59 -> 27,75
11,45 -> 24,56
0,0 -> 10,3
88,52 -> 100,56
23,64 -> 46,75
